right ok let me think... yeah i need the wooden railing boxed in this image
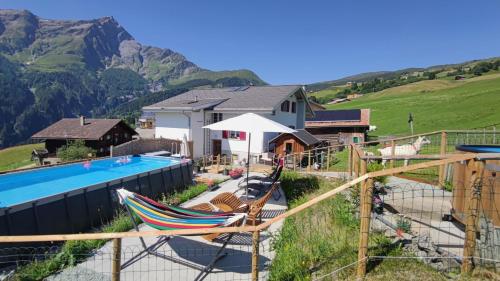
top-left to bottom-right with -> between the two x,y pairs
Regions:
283,129 -> 499,186
1,152 -> 495,280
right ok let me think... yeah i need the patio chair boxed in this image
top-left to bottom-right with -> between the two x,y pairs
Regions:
209,182 -> 280,225
239,165 -> 283,199
116,189 -> 246,281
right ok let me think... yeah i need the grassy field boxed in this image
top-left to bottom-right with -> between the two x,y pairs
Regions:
0,143 -> 44,172
327,73 -> 500,136
308,86 -> 346,102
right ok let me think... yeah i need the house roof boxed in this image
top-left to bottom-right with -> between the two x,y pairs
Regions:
143,85 -> 314,115
269,129 -> 321,146
31,118 -> 137,140
305,109 -> 370,128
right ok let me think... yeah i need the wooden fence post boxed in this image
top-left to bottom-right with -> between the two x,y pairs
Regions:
216,155 -> 220,173
293,153 -> 297,171
438,131 -> 447,187
326,147 -> 331,172
348,145 -> 352,177
112,238 -> 122,281
461,159 -> 485,273
390,140 -> 395,171
251,230 -> 260,281
357,161 -> 372,279
307,150 -> 312,172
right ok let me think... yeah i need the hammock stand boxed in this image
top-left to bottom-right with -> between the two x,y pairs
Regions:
117,189 -> 246,281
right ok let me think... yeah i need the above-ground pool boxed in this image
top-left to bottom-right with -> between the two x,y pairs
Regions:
0,156 -> 193,236
455,144 -> 500,153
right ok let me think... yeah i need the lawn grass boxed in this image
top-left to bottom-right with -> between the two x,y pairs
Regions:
269,171 -> 458,280
308,86 -> 346,101
13,182 -> 209,281
0,143 -> 44,172
327,74 -> 500,136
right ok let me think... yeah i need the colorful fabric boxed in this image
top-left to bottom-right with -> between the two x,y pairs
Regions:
117,189 -> 244,230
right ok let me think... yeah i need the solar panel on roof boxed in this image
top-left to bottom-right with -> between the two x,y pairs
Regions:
306,110 -> 361,122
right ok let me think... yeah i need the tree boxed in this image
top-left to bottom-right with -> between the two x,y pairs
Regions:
57,140 -> 96,161
428,72 -> 436,80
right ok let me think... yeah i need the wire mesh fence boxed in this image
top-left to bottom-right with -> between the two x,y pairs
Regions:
0,234 -> 273,281
0,148 -> 499,281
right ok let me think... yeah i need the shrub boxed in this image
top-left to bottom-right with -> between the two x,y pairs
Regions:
367,162 -> 388,185
56,140 -> 96,161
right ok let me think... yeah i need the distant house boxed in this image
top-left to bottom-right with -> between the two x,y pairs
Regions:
269,129 -> 321,156
305,109 -> 371,145
346,93 -> 362,100
32,117 -> 137,156
137,112 -> 155,129
455,75 -> 465,80
142,85 -> 314,160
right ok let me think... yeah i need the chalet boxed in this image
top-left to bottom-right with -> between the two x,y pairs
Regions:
142,85 -> 315,160
346,93 -> 362,100
31,117 -> 137,156
269,129 -> 321,156
305,109 -> 370,145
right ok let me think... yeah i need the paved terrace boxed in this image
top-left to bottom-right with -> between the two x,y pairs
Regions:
48,172 -> 287,281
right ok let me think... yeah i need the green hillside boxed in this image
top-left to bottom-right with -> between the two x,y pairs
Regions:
0,143 -> 43,172
327,74 -> 500,136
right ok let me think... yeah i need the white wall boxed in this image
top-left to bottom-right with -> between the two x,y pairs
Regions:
155,112 -> 190,140
190,111 -> 205,158
153,91 -> 307,161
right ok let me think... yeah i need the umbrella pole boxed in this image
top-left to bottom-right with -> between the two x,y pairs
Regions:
246,132 -> 251,198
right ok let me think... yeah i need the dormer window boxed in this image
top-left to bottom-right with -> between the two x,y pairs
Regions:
281,101 -> 290,112
212,113 -> 223,123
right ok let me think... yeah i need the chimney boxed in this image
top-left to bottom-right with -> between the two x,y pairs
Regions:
80,116 -> 85,126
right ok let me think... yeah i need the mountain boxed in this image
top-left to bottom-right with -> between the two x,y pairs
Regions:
0,9 -> 265,148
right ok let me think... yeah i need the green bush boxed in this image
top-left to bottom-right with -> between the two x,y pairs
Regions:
56,140 -> 96,161
367,162 -> 388,185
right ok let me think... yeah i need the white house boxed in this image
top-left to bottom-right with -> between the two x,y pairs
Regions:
142,85 -> 314,161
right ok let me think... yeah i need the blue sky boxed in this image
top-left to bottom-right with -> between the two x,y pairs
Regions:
3,0 -> 500,84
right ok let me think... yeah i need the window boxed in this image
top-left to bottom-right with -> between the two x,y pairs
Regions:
353,137 -> 360,143
124,133 -> 129,139
230,131 -> 240,139
288,125 -> 295,129
280,101 -> 290,112
106,135 -> 111,140
291,102 -> 296,113
212,113 -> 223,123
222,130 -> 246,140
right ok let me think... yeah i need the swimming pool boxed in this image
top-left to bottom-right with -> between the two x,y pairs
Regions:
455,145 -> 500,153
0,156 -> 193,235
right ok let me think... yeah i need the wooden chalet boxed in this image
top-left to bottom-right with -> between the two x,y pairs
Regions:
305,109 -> 370,145
270,129 -> 321,156
31,117 -> 137,156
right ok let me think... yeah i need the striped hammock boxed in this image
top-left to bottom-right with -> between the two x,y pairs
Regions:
117,189 -> 245,230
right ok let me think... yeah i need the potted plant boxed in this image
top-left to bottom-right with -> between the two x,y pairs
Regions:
207,179 -> 220,191
229,167 -> 244,179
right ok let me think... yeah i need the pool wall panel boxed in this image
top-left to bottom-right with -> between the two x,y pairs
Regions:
0,158 -> 193,240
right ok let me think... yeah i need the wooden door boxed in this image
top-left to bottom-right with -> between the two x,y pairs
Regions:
212,140 -> 222,156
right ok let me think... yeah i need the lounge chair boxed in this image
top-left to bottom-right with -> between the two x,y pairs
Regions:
210,182 -> 280,225
116,189 -> 246,281
239,165 -> 283,199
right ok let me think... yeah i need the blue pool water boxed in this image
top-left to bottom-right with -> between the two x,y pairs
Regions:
0,156 -> 179,208
456,145 -> 500,153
